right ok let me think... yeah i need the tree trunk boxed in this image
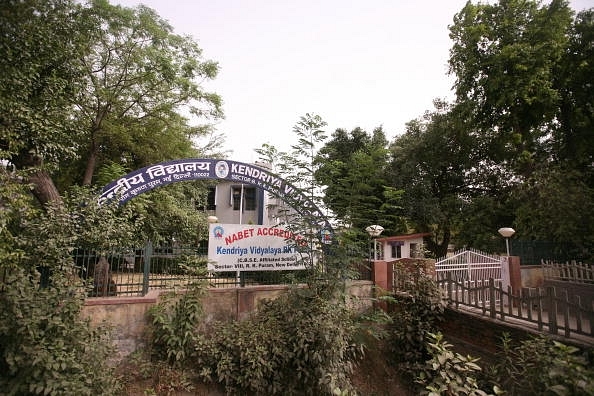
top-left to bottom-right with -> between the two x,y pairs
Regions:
30,169 -> 62,206
82,147 -> 97,186
12,150 -> 62,206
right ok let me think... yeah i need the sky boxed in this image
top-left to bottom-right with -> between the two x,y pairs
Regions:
111,0 -> 593,164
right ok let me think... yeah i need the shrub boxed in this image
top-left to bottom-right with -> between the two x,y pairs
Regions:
416,332 -> 497,396
148,283 -> 206,365
387,261 -> 445,382
0,268 -> 121,395
149,285 -> 363,395
488,333 -> 594,395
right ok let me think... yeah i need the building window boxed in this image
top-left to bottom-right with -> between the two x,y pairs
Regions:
206,187 -> 216,210
232,186 -> 257,211
391,244 -> 402,258
390,241 -> 403,258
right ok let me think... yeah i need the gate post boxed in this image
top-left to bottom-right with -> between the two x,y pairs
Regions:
143,241 -> 153,296
502,256 -> 522,306
372,260 -> 390,292
489,278 -> 497,319
547,286 -> 558,335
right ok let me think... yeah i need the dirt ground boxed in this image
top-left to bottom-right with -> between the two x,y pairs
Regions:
119,339 -> 413,396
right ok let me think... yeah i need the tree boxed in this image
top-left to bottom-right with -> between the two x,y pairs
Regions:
447,0 -> 594,254
1,0 -> 223,207
448,0 -> 573,177
0,171 -> 145,394
315,126 -> 404,239
0,0 -> 90,205
388,101 -> 478,257
71,0 -> 223,186
554,9 -> 594,173
256,114 -> 364,287
514,165 -> 594,259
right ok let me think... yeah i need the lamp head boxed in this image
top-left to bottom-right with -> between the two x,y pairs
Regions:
498,227 -> 515,238
365,225 -> 384,237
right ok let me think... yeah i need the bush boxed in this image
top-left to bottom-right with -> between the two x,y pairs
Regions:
487,333 -> 594,395
149,285 -> 363,395
0,268 -> 121,395
387,262 -> 445,382
148,283 -> 206,365
416,332 -> 497,396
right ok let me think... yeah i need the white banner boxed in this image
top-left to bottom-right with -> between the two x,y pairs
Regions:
207,224 -> 307,272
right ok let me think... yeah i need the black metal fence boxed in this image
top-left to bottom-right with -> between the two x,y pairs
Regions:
72,242 -> 372,297
510,240 -> 589,265
0,243 -> 372,297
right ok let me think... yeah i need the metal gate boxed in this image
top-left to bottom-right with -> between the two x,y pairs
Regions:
435,248 -> 504,284
435,248 -> 505,305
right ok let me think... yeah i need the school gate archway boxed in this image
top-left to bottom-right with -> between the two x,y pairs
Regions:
99,158 -> 332,232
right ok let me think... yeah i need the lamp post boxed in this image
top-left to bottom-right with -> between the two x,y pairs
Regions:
365,225 -> 384,261
498,227 -> 515,256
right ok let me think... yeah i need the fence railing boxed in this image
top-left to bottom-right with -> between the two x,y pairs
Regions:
542,260 -> 594,284
437,273 -> 594,339
1,243 -> 372,297
74,243 -> 317,297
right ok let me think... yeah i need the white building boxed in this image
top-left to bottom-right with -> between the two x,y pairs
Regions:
376,233 -> 431,260
199,181 -> 293,226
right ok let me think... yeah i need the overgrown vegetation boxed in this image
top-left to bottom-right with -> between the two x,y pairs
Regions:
417,332 -> 497,396
0,174 -> 144,395
387,261 -> 594,396
387,260 -> 446,386
148,285 -> 363,395
486,333 -> 594,396
0,268 -> 121,396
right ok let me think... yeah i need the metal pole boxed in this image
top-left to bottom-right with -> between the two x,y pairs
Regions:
237,184 -> 244,287
143,241 -> 153,296
505,238 -> 510,256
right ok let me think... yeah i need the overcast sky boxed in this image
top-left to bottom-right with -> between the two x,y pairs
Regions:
111,0 -> 593,163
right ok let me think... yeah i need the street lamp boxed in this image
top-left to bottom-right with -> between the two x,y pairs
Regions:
207,215 -> 218,224
365,225 -> 384,261
498,227 -> 515,256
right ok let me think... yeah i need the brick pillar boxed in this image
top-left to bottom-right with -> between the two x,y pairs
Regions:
507,256 -> 522,293
372,260 -> 389,291
372,260 -> 390,312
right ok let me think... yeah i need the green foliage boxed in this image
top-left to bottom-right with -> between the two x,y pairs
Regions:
442,0 -> 594,253
416,332 -> 496,396
148,284 -> 206,366
61,0 -> 223,186
487,333 -> 594,396
256,114 -> 363,289
0,267 -> 121,396
387,261 -> 445,382
315,126 -> 405,238
514,165 -> 594,259
0,173 -> 152,395
130,182 -> 212,246
148,286 -> 362,395
388,101 -> 478,257
193,288 -> 362,395
0,0 -> 88,169
449,0 -> 573,171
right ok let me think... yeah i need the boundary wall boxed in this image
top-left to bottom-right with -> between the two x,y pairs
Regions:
82,280 -> 374,360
